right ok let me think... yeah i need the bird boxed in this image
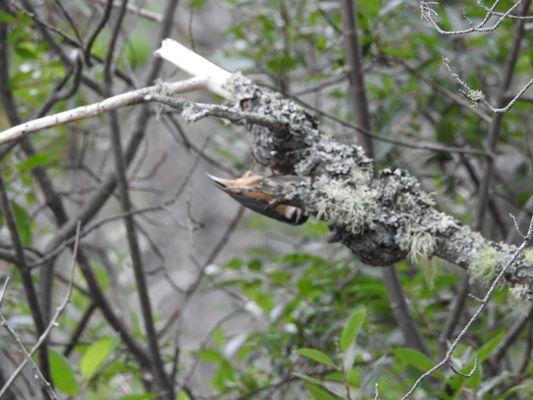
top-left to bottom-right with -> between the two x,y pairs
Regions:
206,171 -> 308,225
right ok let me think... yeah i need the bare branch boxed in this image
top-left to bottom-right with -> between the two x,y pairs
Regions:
0,223 -> 81,399
420,0 -> 523,35
0,78 -> 212,145
400,215 -> 533,400
96,0 -> 165,22
443,58 -> 532,114
0,279 -> 59,400
154,39 -> 232,97
0,172 -> 51,386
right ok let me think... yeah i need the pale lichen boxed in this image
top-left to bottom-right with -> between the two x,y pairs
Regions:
469,246 -> 503,287
508,284 -> 530,315
215,77 -> 533,298
423,256 -> 445,288
408,232 -> 437,264
524,248 -> 533,266
311,177 -> 377,234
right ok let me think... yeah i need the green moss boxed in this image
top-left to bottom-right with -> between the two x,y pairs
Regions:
468,246 -> 502,287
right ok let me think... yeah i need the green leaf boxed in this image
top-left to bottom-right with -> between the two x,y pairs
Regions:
11,202 -> 31,245
198,348 -> 224,363
306,384 -> 342,400
176,392 -> 190,400
211,360 -> 236,391
392,347 -> 444,379
115,394 -> 158,400
340,308 -> 366,351
477,331 -> 505,362
296,348 -> 336,369
393,347 -> 432,370
80,337 -> 117,380
14,42 -> 38,59
247,259 -> 262,271
191,0 -> 207,9
49,350 -> 80,396
91,262 -> 110,290
124,35 -> 151,69
342,342 -> 358,374
213,327 -> 224,348
17,153 -> 54,173
0,11 -> 17,23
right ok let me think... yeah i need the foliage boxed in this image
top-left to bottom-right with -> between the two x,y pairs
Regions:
0,0 -> 531,399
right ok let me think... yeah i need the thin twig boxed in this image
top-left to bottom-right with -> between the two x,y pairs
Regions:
0,78 -> 212,144
420,0 -> 523,35
400,215 -> 533,400
443,58 -> 532,114
104,1 -> 174,395
0,172 -> 51,386
176,309 -> 242,394
84,0 -> 113,66
0,222 -> 81,399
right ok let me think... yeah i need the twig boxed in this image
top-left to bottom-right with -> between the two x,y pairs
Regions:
293,95 -> 493,157
154,39 -> 231,97
0,78 -> 212,144
104,2 -> 174,395
0,222 -> 81,399
0,173 -> 51,386
53,0 -> 83,45
0,283 -> 59,399
63,302 -> 97,357
380,54 -> 492,123
2,0 -> 181,380
443,58 -> 532,114
339,0 -> 373,155
439,1 -> 532,347
84,0 -> 113,66
340,0 -> 427,357
400,215 -> 533,400
420,0 -> 523,35
478,0 -> 533,20
158,206 -> 245,340
176,309 -> 242,394
27,171 -> 196,269
96,0 -> 165,22
491,307 -> 533,364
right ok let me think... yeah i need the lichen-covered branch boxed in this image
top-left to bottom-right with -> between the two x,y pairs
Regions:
154,41 -> 532,300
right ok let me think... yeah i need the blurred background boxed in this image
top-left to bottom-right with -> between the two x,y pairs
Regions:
0,0 -> 531,399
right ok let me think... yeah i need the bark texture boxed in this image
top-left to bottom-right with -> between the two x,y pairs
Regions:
214,75 -> 533,300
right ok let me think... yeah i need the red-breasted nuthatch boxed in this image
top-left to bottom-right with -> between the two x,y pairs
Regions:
207,171 -> 308,225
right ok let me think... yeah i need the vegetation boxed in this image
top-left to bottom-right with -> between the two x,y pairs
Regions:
0,1 -> 531,399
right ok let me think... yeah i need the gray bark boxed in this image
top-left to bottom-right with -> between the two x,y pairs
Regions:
156,75 -> 533,300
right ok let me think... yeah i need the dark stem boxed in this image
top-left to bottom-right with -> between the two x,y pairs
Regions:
0,174 -> 51,387
103,1 -> 173,396
339,0 -> 428,355
63,302 -> 97,357
339,0 -> 373,155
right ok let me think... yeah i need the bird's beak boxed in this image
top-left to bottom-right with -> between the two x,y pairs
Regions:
205,172 -> 228,189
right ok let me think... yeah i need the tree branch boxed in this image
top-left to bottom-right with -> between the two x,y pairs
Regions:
0,78 -> 211,145
400,216 -> 533,399
151,39 -> 533,298
339,0 -> 427,355
0,173 -> 51,388
0,222 -> 81,399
